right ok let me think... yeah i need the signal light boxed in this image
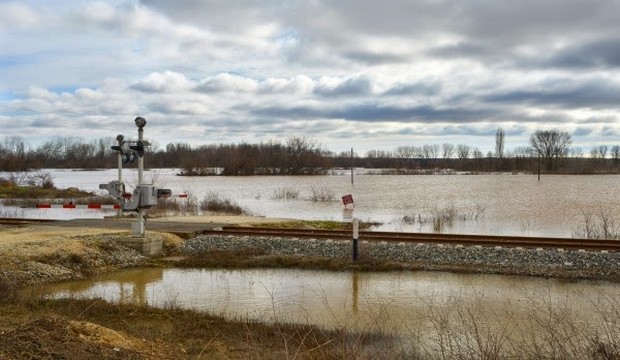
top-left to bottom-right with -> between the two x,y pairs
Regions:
122,152 -> 137,164
129,141 -> 144,157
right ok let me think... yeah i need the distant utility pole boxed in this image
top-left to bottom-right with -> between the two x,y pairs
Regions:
351,148 -> 354,185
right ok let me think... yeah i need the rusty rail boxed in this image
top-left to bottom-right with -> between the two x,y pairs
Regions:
199,226 -> 620,251
0,217 -> 59,226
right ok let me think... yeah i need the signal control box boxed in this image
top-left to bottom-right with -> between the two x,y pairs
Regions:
99,181 -> 125,199
124,185 -> 157,211
123,185 -> 172,211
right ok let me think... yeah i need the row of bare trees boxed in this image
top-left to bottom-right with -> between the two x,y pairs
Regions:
160,138 -> 331,175
1,129 -> 619,175
0,136 -> 332,175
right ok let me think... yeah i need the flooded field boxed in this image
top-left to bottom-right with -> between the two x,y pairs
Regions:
32,267 -> 620,354
3,169 -> 620,237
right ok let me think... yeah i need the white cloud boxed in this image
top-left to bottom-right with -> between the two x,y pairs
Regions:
131,71 -> 194,93
0,2 -> 42,30
2,0 -> 620,153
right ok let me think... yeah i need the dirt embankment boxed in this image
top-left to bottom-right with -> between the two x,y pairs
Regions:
0,225 -> 179,287
0,225 -> 190,359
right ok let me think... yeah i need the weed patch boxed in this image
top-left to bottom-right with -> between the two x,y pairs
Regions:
200,192 -> 250,215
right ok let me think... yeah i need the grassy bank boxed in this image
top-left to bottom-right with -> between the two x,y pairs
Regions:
0,296 -> 398,360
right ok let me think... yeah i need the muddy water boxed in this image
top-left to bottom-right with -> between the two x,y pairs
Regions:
5,169 -> 620,237
33,267 -> 620,350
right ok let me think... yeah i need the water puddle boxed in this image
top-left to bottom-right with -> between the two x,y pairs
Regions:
30,268 -> 620,346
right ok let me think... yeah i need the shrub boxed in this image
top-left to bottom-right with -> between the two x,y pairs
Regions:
572,209 -> 620,239
25,171 -> 55,189
272,187 -> 300,200
309,186 -> 336,202
401,204 -> 486,233
152,191 -> 199,216
200,192 -> 249,215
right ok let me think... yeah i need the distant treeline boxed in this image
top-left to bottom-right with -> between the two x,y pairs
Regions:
2,131 -> 620,175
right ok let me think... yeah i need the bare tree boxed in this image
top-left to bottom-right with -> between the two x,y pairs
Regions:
422,144 -> 439,159
611,145 -> 620,164
495,128 -> 505,159
442,143 -> 455,159
598,145 -> 608,159
529,129 -> 572,171
395,145 -> 417,160
456,144 -> 471,159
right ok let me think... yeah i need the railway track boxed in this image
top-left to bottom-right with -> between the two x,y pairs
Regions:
2,217 -> 616,252
0,217 -> 58,226
200,226 -> 620,252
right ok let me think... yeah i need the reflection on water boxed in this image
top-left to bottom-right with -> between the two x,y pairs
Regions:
32,267 -> 620,348
4,169 -> 620,237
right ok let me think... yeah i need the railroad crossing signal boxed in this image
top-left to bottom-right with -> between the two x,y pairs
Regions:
111,140 -> 149,163
129,141 -> 145,157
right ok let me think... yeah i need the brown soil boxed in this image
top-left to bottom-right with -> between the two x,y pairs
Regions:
0,221 -> 385,360
0,317 -> 171,359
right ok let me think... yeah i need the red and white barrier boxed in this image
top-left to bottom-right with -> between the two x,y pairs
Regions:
35,194 -> 187,210
36,204 -> 121,209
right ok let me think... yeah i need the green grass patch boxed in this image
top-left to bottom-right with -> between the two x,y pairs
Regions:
251,220 -> 379,231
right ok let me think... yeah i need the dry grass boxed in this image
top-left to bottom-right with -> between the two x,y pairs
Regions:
0,296 -> 402,360
7,268 -> 620,360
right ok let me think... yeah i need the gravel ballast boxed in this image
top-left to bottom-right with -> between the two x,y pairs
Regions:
183,234 -> 620,280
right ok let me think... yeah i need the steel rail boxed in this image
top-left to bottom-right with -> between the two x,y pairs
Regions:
199,226 -> 620,251
0,217 -> 59,226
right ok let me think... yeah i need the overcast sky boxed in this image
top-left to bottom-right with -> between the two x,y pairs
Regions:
2,0 -> 620,155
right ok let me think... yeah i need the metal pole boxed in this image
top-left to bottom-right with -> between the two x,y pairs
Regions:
351,147 -> 354,185
116,136 -> 123,217
137,126 -> 144,236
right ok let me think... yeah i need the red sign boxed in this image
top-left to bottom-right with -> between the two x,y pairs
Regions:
342,194 -> 354,205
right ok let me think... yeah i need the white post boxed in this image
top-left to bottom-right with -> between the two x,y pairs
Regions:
352,218 -> 359,261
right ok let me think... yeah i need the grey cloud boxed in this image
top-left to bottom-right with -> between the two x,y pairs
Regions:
130,83 -> 159,93
139,0 -> 620,71
254,102 -> 499,123
542,38 -> 620,69
602,126 -> 620,137
314,77 -> 374,97
573,127 -> 593,137
342,50 -> 410,65
30,117 -> 62,128
383,81 -> 440,96
428,42 -> 493,59
482,79 -> 620,109
436,125 -> 497,137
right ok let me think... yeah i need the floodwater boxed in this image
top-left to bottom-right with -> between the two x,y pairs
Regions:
3,168 -> 620,237
32,268 -> 620,353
